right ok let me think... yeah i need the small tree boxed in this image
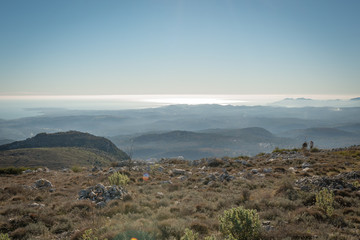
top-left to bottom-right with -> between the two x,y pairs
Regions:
219,206 -> 260,240
316,188 -> 334,217
108,172 -> 129,186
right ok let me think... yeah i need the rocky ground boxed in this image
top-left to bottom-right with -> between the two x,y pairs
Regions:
0,146 -> 360,239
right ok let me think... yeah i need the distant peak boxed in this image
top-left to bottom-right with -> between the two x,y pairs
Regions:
283,98 -> 312,101
350,97 -> 360,101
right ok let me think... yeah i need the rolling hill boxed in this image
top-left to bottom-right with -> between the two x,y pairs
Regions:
111,127 -> 297,159
0,131 -> 129,168
0,131 -> 129,161
0,147 -> 121,169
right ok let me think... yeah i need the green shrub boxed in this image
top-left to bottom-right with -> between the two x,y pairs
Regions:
316,188 -> 334,217
219,206 -> 260,240
109,172 -> 130,186
0,233 -> 11,240
181,228 -> 199,240
71,165 -> 82,173
0,167 -> 32,175
310,147 -> 320,152
272,147 -> 298,153
81,229 -> 99,240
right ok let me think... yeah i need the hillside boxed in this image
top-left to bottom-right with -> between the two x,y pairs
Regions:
111,127 -> 297,159
279,127 -> 360,148
0,146 -> 359,239
0,131 -> 129,161
0,147 -> 121,169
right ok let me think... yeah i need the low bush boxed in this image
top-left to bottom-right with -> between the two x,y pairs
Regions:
71,165 -> 82,173
181,228 -> 199,240
0,233 -> 10,240
108,172 -> 129,186
0,167 -> 32,175
316,188 -> 334,217
219,206 -> 260,240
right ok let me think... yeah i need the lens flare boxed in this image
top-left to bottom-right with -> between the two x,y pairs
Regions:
143,173 -> 150,181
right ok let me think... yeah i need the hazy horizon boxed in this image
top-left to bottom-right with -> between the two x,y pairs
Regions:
0,94 -> 359,120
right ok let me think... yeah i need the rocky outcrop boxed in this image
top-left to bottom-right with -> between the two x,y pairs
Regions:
296,171 -> 360,191
78,184 -> 127,207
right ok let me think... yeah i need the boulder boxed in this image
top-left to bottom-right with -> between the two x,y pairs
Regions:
96,201 -> 106,208
301,162 -> 311,168
29,202 -> 45,208
172,169 -> 186,175
263,168 -> 272,173
34,179 -> 53,189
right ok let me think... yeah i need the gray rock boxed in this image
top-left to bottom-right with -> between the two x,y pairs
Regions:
295,172 -> 360,191
177,176 -> 187,181
219,173 -> 235,182
161,180 -> 172,184
96,201 -> 106,208
302,162 -> 311,168
172,169 -> 186,175
207,174 -> 216,181
263,168 -> 272,173
78,184 -> 127,205
35,179 -> 53,189
251,169 -> 259,174
29,202 -> 45,208
262,221 -> 271,226
92,166 -> 101,172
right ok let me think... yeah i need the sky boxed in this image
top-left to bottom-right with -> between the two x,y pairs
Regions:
0,0 -> 360,96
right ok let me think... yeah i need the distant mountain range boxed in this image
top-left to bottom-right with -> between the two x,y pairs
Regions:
271,97 -> 360,108
0,104 -> 360,159
110,127 -> 295,159
110,126 -> 360,159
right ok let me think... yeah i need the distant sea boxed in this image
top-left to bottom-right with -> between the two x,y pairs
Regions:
0,94 -> 355,120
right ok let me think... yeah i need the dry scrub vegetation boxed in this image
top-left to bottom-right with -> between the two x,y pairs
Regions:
0,147 -> 360,239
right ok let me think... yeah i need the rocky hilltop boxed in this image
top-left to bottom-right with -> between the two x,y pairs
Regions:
0,131 -> 129,161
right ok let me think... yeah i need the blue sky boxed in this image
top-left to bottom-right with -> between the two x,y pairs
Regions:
0,0 -> 359,96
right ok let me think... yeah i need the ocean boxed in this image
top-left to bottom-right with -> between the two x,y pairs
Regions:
0,94 -> 353,120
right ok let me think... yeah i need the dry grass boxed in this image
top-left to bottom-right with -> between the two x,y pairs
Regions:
0,147 -> 359,239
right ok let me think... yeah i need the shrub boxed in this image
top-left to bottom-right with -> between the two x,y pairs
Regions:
316,188 -> 334,217
108,172 -> 129,186
71,165 -> 82,173
81,229 -> 98,240
219,206 -> 260,240
0,167 -> 32,175
310,147 -> 320,152
0,233 -> 10,240
181,228 -> 199,240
